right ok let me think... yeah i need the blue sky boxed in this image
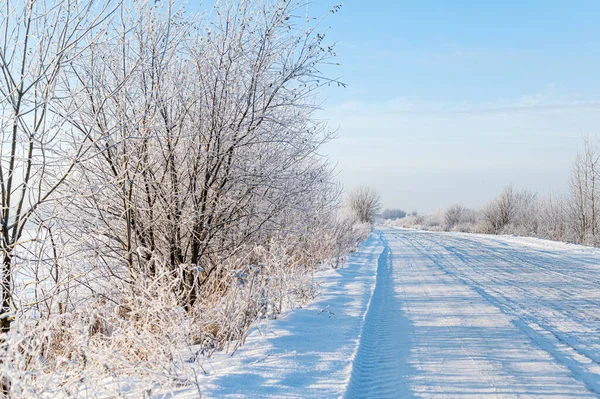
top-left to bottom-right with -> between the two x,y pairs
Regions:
312,1 -> 600,212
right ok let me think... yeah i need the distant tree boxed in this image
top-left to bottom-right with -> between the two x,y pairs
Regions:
537,194 -> 569,241
445,204 -> 465,230
347,187 -> 381,224
483,185 -> 536,234
381,208 -> 406,220
569,137 -> 600,244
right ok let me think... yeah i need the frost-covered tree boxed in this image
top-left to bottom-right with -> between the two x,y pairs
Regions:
347,187 -> 381,224
483,185 -> 536,234
0,0 -> 115,334
445,204 -> 465,231
569,137 -> 600,244
63,0 -> 343,308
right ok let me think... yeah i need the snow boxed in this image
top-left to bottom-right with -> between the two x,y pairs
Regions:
189,234 -> 384,398
178,227 -> 600,398
383,227 -> 598,398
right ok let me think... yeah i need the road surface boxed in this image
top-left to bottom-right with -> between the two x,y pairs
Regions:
200,228 -> 600,398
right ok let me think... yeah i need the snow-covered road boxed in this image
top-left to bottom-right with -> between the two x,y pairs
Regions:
197,227 -> 600,398
367,228 -> 600,398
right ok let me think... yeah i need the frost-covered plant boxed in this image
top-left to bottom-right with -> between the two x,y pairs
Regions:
1,268 -> 208,397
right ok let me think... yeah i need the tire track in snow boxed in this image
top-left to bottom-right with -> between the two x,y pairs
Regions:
344,234 -> 414,399
407,231 -> 600,396
430,236 -> 600,364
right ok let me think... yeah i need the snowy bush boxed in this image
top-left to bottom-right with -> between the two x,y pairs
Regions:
445,204 -> 466,231
482,185 -> 537,234
0,278 -> 203,397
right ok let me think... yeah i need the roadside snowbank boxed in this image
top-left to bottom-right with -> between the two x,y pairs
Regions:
180,233 -> 384,398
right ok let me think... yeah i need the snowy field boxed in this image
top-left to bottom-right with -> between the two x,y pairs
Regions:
191,227 -> 600,398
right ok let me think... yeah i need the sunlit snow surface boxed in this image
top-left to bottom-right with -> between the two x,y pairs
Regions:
181,228 -> 600,398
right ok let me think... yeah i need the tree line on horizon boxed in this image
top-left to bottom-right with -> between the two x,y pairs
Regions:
384,136 -> 600,247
